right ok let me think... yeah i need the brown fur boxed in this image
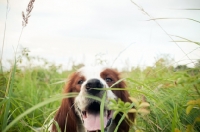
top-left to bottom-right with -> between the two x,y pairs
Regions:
52,68 -> 135,132
52,73 -> 80,132
101,68 -> 135,132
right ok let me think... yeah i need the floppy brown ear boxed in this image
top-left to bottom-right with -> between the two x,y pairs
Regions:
52,74 -> 78,132
114,80 -> 135,132
52,98 -> 77,132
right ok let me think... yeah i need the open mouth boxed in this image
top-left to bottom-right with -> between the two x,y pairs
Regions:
79,102 -> 113,131
81,110 -> 112,119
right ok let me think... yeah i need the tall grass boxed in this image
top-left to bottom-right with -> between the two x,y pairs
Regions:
0,0 -> 200,132
1,56 -> 199,132
125,60 -> 200,131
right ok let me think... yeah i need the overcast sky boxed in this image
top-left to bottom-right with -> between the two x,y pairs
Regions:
0,0 -> 200,70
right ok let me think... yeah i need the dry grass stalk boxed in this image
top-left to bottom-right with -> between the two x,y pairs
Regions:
22,0 -> 35,27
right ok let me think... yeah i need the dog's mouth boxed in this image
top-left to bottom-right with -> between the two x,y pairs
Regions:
79,101 -> 113,131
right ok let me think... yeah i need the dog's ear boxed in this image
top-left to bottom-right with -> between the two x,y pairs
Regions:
52,98 -> 77,132
52,73 -> 78,132
114,79 -> 135,132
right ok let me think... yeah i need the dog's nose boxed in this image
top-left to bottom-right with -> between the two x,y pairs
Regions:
86,79 -> 103,95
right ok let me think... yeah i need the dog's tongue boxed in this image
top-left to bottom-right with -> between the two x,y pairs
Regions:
83,113 -> 107,131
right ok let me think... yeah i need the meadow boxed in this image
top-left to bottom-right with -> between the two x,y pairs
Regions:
0,55 -> 200,132
1,0 -> 200,132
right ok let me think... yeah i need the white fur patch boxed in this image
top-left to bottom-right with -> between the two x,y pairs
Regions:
75,66 -> 116,111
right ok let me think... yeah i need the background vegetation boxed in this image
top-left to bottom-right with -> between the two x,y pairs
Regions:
1,52 -> 200,132
0,0 -> 200,132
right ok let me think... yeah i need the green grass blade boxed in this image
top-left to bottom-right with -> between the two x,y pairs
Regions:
2,93 -> 77,132
0,98 -> 7,107
100,92 -> 106,132
148,18 -> 200,24
170,35 -> 200,45
2,60 -> 17,131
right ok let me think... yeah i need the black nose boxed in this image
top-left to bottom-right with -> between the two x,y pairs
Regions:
86,79 -> 103,95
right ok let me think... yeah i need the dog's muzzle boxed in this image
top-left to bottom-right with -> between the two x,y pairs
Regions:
75,78 -> 115,131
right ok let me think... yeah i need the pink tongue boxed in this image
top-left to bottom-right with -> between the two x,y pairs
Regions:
83,113 -> 107,131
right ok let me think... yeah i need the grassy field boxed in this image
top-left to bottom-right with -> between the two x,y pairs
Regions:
0,56 -> 200,132
1,0 -> 200,131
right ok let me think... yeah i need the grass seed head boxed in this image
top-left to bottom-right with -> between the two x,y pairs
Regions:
22,0 -> 35,27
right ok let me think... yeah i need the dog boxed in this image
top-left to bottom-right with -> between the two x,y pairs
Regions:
52,66 -> 135,132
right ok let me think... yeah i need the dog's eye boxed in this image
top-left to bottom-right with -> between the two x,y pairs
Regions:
78,80 -> 83,84
105,78 -> 112,82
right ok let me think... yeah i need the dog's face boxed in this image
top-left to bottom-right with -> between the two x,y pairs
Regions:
53,66 -> 134,132
74,66 -> 119,131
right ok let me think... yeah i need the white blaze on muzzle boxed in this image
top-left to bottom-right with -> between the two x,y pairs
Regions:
75,66 -> 117,131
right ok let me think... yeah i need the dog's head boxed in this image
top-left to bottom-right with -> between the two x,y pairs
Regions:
52,66 -> 134,132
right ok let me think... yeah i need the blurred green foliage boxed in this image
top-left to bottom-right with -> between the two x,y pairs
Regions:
0,56 -> 200,132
